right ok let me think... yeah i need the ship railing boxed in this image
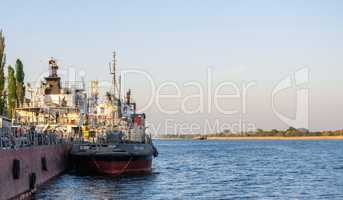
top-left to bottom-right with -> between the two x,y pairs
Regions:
0,127 -> 12,149
0,128 -> 71,150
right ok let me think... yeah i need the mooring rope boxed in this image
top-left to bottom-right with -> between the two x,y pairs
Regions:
116,154 -> 133,176
91,153 -> 133,176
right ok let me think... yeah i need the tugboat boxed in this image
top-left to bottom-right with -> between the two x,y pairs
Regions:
70,52 -> 158,176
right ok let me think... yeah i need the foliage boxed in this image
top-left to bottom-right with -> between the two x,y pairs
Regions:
157,128 -> 343,139
15,59 -> 25,106
0,30 -> 5,115
256,128 -> 264,133
287,126 -> 297,132
7,65 -> 16,118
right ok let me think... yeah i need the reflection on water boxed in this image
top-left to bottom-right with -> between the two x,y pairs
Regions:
34,174 -> 159,200
34,140 -> 343,200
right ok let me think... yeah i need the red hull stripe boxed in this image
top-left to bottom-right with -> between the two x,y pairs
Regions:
74,159 -> 152,175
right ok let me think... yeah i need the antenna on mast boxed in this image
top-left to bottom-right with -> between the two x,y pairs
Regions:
119,75 -> 122,101
109,51 -> 119,128
109,51 -> 116,99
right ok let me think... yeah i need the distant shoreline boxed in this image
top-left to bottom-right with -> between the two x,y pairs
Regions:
155,135 -> 343,140
206,136 -> 343,140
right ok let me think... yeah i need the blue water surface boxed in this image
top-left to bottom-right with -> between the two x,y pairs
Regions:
33,140 -> 343,200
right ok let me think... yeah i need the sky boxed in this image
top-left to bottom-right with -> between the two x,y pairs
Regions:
1,0 -> 343,134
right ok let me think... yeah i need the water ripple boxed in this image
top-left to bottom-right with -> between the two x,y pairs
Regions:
33,140 -> 343,200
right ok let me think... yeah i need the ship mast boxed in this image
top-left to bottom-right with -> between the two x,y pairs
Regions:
109,51 -> 118,128
110,51 -> 116,100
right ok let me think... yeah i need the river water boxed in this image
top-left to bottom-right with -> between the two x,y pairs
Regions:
33,140 -> 343,200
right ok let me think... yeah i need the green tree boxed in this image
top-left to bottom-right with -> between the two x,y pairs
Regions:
7,65 -> 16,119
287,126 -> 297,132
271,129 -> 279,133
15,59 -> 25,107
0,30 -> 5,115
256,128 -> 264,133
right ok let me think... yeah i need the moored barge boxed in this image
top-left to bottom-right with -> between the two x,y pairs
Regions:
0,58 -> 85,200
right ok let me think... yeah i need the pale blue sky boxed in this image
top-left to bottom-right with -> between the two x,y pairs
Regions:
1,0 -> 343,132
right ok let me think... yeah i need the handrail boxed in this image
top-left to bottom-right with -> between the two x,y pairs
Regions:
0,128 -> 71,150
